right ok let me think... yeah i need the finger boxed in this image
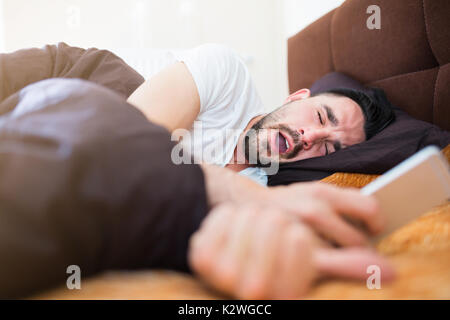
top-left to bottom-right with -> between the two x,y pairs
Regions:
188,204 -> 235,276
300,199 -> 369,247
312,183 -> 385,235
314,247 -> 396,282
214,205 -> 259,295
273,223 -> 317,299
236,209 -> 290,299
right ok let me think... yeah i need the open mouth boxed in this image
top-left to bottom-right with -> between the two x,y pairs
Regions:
276,132 -> 291,154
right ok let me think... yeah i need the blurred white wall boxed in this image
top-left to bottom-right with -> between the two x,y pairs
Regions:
284,0 -> 344,38
0,0 -> 343,111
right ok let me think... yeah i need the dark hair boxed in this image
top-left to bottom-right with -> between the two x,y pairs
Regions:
313,87 -> 396,140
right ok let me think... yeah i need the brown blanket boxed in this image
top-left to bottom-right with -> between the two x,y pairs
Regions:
0,42 -> 144,101
34,145 -> 450,300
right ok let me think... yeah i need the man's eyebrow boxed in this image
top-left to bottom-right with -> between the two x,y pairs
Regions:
322,104 -> 339,127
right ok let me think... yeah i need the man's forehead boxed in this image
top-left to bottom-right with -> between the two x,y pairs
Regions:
316,95 -> 363,122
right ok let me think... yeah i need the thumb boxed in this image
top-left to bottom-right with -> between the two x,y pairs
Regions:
314,247 -> 396,282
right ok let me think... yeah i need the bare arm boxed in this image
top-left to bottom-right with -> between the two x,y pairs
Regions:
200,163 -> 385,247
127,62 -> 200,132
200,163 -> 266,207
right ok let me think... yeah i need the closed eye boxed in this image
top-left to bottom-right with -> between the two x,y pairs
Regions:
318,111 -> 329,155
317,111 -> 324,125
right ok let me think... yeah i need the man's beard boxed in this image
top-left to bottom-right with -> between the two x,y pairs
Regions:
243,111 -> 303,166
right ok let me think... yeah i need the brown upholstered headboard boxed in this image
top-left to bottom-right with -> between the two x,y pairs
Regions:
288,0 -> 450,131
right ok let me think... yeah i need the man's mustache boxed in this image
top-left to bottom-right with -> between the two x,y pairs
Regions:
248,114 -> 305,161
273,124 -> 304,159
257,124 -> 304,160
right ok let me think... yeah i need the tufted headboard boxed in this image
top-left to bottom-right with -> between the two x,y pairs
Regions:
288,0 -> 450,131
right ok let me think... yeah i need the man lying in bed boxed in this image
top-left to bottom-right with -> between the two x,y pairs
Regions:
0,44 -> 394,299
127,43 -> 395,185
0,78 -> 394,299
126,44 -> 396,297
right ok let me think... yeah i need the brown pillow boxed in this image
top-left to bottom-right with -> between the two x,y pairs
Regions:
268,72 -> 450,186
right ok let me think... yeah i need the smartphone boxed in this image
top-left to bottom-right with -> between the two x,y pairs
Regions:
359,145 -> 450,243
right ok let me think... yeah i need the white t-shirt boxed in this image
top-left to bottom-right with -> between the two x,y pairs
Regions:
144,43 -> 268,185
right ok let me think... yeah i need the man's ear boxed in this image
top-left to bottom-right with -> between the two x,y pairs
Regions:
284,88 -> 311,104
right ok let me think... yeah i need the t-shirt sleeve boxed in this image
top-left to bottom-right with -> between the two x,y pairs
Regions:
174,43 -> 253,114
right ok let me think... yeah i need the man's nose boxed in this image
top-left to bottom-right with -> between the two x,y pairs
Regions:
298,128 -> 328,150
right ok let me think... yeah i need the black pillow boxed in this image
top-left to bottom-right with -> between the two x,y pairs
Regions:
268,72 -> 450,186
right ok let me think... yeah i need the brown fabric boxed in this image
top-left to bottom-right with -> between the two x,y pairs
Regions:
434,64 -> 450,129
0,78 -> 208,299
288,0 -> 450,131
287,10 -> 335,91
368,68 -> 438,124
0,42 -> 145,101
332,0 -> 437,83
424,0 -> 450,65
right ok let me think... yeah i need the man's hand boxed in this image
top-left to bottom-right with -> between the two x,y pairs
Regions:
267,182 -> 385,246
188,203 -> 395,299
201,164 -> 385,247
